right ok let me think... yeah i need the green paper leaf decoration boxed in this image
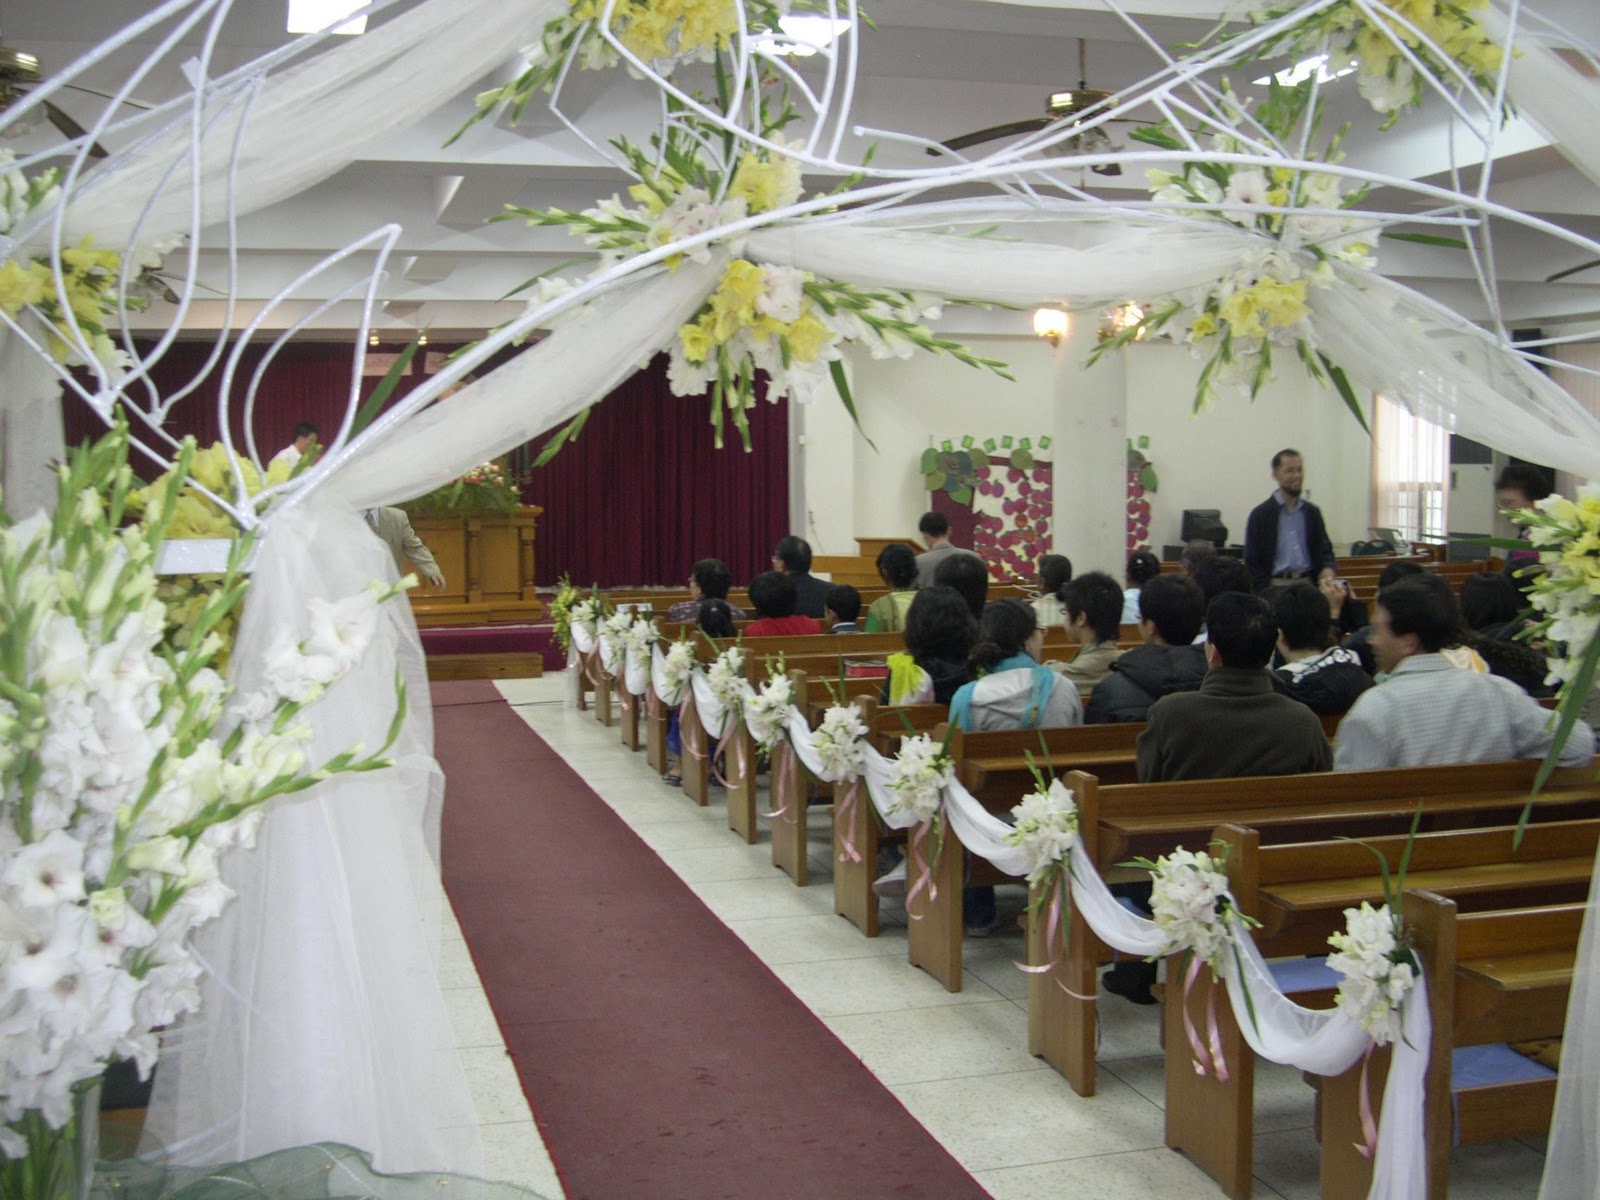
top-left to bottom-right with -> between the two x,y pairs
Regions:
1001,435 -> 1015,449
1141,464 -> 1159,492
1138,435 -> 1150,449
1038,436 -> 1052,450
949,486 -> 974,506
920,447 -> 939,474
941,439 -> 956,452
961,435 -> 976,448
1011,449 -> 1035,470
970,447 -> 989,468
923,470 -> 946,491
983,439 -> 998,452
1019,437 -> 1032,450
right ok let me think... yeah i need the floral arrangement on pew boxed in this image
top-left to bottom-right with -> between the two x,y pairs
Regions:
1005,775 -> 1080,969
1221,0 -> 1506,127
0,419 -> 408,1189
599,608 -> 636,676
705,643 -> 749,716
567,591 -> 607,655
1091,79 -> 1375,424
743,659 -> 795,755
1326,901 -> 1418,1046
654,638 -> 697,706
399,460 -> 521,520
811,703 -> 870,861
466,1 -> 1011,454
550,573 -> 581,654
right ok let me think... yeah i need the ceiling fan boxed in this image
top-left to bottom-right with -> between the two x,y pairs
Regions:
0,31 -> 152,159
928,39 -> 1132,176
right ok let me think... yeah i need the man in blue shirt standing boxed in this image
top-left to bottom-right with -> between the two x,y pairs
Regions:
1243,448 -> 1338,591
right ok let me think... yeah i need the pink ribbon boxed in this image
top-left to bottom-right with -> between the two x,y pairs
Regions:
1018,875 -> 1066,976
834,778 -> 863,864
712,724 -> 745,789
1206,976 -> 1229,1082
1355,1043 -> 1379,1158
1183,955 -> 1213,1077
763,742 -> 800,822
680,695 -> 706,764
905,822 -> 939,918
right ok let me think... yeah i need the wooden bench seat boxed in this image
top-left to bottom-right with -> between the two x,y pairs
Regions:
1030,758 -> 1600,1102
1157,818 -> 1600,1199
1320,890 -> 1580,1200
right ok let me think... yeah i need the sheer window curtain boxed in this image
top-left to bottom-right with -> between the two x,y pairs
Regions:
1372,393 -> 1449,545
1551,342 -> 1600,497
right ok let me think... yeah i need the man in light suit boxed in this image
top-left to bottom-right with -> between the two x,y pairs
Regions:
367,506 -> 446,588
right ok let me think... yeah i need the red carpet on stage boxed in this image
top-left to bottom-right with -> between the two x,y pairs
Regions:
433,681 -> 991,1200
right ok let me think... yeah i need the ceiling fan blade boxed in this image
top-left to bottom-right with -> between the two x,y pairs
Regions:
928,117 -> 1054,155
43,100 -> 108,158
62,82 -> 154,111
1546,259 -> 1600,284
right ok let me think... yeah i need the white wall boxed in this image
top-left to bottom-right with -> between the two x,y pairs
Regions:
795,323 -> 1377,571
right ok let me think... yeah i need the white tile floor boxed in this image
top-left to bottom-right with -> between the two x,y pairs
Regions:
450,674 -> 1548,1199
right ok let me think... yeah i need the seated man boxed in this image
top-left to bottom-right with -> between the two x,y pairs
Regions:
934,551 -> 989,621
1138,592 -> 1332,782
1334,576 -> 1596,770
666,558 -> 748,623
744,571 -> 822,637
1050,570 -> 1124,699
826,584 -> 862,633
773,536 -> 830,620
1087,574 -> 1207,723
1270,583 -> 1374,715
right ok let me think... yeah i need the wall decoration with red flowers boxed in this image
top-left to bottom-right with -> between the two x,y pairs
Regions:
925,435 -> 1053,582
1126,436 -> 1158,554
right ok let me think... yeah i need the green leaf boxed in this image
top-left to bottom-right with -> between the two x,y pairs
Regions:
920,447 -> 940,474
532,409 -> 593,467
1318,353 -> 1371,435
350,337 -> 421,438
1520,629 -> 1600,845
948,486 -> 973,506
1381,231 -> 1471,250
1130,124 -> 1182,150
1140,464 -> 1159,493
831,359 -> 878,452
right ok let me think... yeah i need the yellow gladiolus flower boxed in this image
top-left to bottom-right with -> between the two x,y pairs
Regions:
678,316 -> 717,363
0,259 -> 48,315
727,153 -> 803,215
785,311 -> 833,362
708,259 -> 766,340
1253,278 -> 1310,330
1188,312 -> 1219,340
60,236 -> 120,276
1218,289 -> 1267,340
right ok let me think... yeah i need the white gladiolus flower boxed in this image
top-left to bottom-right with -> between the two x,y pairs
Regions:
885,734 -> 952,823
811,706 -> 868,783
1357,60 -> 1415,115
1005,779 -> 1079,884
3,831 -> 87,910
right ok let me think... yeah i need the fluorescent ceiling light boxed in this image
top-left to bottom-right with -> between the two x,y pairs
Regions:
287,0 -> 367,35
1252,53 -> 1355,88
755,15 -> 852,57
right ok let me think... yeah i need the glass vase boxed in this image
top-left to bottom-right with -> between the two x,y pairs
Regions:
0,1078 -> 101,1200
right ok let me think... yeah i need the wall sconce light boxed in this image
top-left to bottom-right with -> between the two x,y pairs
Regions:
417,332 -> 428,346
1032,308 -> 1070,346
368,333 -> 380,346
1100,301 -> 1147,342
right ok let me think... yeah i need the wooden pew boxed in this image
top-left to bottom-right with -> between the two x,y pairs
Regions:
1032,759 -> 1600,1100
1320,890 -> 1579,1200
834,700 -> 949,936
1161,818 -> 1599,1200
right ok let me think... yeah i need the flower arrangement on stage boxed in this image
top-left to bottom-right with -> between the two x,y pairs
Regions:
1326,901 -> 1417,1045
1228,0 -> 1505,127
1092,80 -> 1373,424
400,460 -> 521,520
743,665 -> 794,754
0,420 -> 408,1185
1005,777 -> 1078,887
811,705 -> 868,782
1136,847 -> 1245,974
884,733 -> 952,824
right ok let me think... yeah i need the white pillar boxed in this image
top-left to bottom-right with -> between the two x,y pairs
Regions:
1050,320 -> 1129,577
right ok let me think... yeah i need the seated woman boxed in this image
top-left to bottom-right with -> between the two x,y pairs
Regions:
950,599 -> 1083,732
666,558 -> 748,622
1459,570 -> 1551,696
663,599 -> 739,785
864,542 -> 919,632
1031,553 -> 1072,630
884,585 -> 976,705
743,571 -> 822,636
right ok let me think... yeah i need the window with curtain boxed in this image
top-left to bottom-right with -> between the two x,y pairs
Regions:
1372,393 -> 1449,542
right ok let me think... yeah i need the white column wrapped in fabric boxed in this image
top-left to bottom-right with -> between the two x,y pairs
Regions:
145,504 -> 478,1174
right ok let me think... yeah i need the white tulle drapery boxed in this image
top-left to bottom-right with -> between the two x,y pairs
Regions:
145,505 -> 477,1174
748,214 -> 1600,477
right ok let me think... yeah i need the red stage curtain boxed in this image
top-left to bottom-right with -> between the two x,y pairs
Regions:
63,342 -> 790,589
520,355 -> 790,589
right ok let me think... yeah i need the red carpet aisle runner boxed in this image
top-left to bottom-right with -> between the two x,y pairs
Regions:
432,681 -> 991,1200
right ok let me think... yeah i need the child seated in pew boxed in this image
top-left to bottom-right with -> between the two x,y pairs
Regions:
825,585 -> 862,633
743,571 -> 824,636
662,600 -> 737,786
1047,570 -> 1125,699
863,543 -> 919,632
951,599 -> 1083,937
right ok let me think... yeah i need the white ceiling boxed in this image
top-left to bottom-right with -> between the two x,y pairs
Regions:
7,0 -> 1600,340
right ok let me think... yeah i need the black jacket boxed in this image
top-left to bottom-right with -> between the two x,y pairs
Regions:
1274,646 -> 1374,715
788,571 -> 832,620
1085,643 -> 1207,723
1243,494 -> 1336,590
